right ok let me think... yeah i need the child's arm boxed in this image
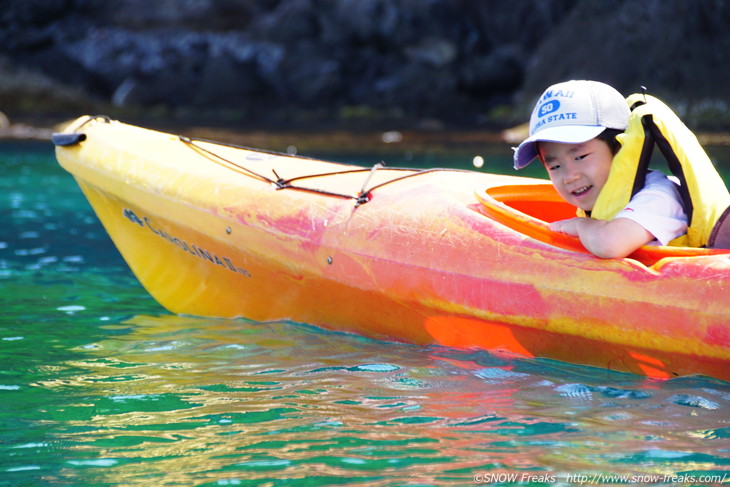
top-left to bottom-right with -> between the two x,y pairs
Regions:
550,217 -> 655,258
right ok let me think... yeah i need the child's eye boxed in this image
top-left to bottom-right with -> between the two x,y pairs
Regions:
548,164 -> 560,171
575,153 -> 589,161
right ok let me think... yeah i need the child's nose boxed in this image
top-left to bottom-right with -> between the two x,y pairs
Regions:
563,163 -> 581,182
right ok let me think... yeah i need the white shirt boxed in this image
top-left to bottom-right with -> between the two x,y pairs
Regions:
614,170 -> 688,246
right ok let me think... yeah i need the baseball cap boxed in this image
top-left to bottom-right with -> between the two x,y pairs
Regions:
513,80 -> 630,169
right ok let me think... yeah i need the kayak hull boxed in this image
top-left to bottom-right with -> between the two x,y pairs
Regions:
55,117 -> 730,381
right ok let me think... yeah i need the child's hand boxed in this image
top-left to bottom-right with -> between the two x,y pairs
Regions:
549,216 -> 654,258
549,217 -> 585,237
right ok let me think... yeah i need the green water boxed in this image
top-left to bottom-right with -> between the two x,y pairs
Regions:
2,140 -> 730,486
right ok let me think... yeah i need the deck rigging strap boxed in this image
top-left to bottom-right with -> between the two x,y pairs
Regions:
179,135 -> 460,206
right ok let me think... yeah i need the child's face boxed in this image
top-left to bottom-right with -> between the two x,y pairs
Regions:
538,137 -> 614,211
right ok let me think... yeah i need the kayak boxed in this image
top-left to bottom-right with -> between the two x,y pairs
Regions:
54,116 -> 730,381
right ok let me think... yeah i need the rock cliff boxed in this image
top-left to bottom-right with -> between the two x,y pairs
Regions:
1,0 -> 729,129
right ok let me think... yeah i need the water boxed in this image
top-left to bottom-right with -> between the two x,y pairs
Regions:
2,138 -> 730,486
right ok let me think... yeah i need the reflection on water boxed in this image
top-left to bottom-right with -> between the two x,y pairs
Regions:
1,139 -> 730,486
8,312 -> 727,486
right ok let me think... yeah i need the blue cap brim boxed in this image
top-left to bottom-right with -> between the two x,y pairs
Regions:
512,125 -> 606,170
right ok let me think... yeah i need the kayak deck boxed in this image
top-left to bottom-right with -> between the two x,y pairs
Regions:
54,116 -> 730,381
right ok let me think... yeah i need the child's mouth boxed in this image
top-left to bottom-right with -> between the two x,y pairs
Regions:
571,185 -> 592,197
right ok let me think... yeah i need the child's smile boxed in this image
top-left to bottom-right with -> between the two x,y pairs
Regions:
538,138 -> 614,211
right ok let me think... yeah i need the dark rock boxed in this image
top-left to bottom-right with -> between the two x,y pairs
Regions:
1,0 -> 729,128
277,42 -> 342,104
458,47 -> 524,96
516,0 -> 730,127
251,0 -> 321,44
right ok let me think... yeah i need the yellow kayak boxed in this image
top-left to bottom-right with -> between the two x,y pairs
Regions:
54,116 -> 730,381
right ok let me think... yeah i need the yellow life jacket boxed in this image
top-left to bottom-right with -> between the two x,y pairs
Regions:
583,93 -> 730,248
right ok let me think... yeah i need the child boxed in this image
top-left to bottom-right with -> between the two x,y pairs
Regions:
513,80 -> 688,258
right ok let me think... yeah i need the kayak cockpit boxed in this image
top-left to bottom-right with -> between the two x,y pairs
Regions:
475,183 -> 730,267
